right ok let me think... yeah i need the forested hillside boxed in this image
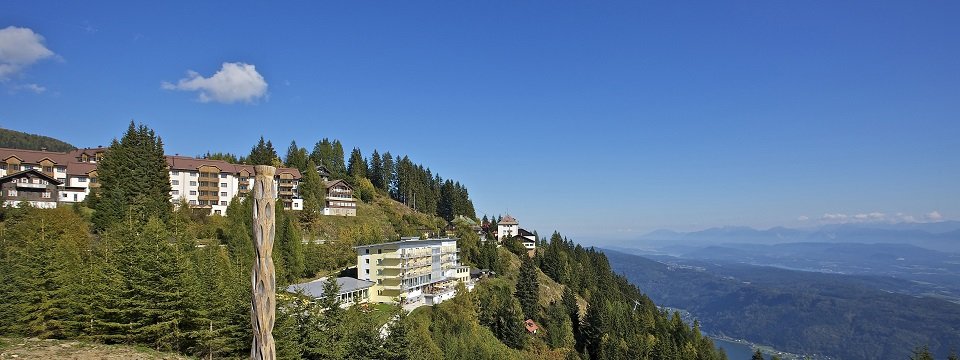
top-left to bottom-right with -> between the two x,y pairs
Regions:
1,122 -> 726,359
605,249 -> 960,359
0,127 -> 76,151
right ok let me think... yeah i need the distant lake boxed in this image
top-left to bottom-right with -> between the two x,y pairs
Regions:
714,338 -> 755,359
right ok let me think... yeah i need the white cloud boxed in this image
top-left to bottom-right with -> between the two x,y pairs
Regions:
818,211 -> 946,224
14,83 -> 46,94
821,213 -> 848,222
797,215 -> 809,221
0,26 -> 56,80
162,62 -> 268,104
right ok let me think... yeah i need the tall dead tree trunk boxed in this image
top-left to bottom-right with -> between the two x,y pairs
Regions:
251,165 -> 277,360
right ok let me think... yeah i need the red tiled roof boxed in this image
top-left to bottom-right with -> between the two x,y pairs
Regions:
0,147 -> 75,165
524,319 -> 539,333
499,214 -> 518,225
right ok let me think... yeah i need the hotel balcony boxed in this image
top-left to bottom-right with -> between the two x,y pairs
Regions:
15,182 -> 48,189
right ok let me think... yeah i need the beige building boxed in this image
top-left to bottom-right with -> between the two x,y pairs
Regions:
0,147 -> 303,214
355,237 -> 471,305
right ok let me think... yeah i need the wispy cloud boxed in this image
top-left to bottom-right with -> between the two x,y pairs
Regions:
0,26 -> 56,81
162,62 -> 268,104
818,211 -> 945,224
9,83 -> 47,94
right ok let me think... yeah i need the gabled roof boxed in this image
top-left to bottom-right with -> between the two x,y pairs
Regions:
316,165 -> 331,177
518,228 -> 535,237
524,319 -> 539,333
166,156 -> 301,179
0,169 -> 63,185
0,147 -> 74,165
499,214 -> 518,225
324,179 -> 353,189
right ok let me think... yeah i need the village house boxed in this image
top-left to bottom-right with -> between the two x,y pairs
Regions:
0,169 -> 62,208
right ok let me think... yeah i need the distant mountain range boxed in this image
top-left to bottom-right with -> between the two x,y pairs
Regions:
605,249 -> 960,359
633,221 -> 960,253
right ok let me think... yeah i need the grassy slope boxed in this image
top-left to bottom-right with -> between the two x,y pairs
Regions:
0,337 -> 192,360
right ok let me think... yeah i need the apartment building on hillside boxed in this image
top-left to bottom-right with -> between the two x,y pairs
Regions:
355,237 -> 471,305
0,147 -> 303,213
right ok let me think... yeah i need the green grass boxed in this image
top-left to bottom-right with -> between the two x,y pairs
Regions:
363,303 -> 400,327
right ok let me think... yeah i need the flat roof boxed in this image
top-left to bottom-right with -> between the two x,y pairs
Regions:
353,237 -> 459,250
286,277 -> 374,297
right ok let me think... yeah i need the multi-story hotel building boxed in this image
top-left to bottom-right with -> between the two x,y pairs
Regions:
354,237 -> 471,305
0,147 -> 303,213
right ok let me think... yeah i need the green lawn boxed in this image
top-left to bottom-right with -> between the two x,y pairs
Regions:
362,303 -> 400,327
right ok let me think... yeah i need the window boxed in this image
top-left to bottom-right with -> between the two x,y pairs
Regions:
365,259 -> 370,264
189,200 -> 197,205
220,183 -> 227,187
377,259 -> 383,265
7,190 -> 17,196
220,174 -> 227,178
77,177 -> 87,183
214,210 -> 222,215
365,249 -> 369,254
171,180 -> 179,185
41,192 -> 51,199
43,166 -> 53,173
220,192 -> 227,196
62,193 -> 68,198
377,269 -> 383,275
171,171 -> 179,175
220,201 -> 227,205
56,167 -> 65,173
189,190 -> 197,195
172,190 -> 179,195
190,172 -> 197,177
189,181 -> 197,186
365,269 -> 370,274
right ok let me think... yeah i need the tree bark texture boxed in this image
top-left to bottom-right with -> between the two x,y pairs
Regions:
251,165 -> 277,360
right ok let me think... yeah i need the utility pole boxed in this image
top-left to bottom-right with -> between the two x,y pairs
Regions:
250,165 -> 277,360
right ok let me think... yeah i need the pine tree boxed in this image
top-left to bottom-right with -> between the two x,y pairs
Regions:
92,121 -> 172,232
298,159 -> 325,221
516,255 -> 541,321
247,136 -> 279,166
369,150 -> 384,190
284,140 -> 309,172
381,151 -> 395,193
347,147 -> 367,180
275,206 -> 305,286
382,308 -> 411,360
910,346 -> 935,360
752,349 -> 765,360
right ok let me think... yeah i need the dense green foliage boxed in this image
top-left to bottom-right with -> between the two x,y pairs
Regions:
606,249 -> 960,359
90,122 -> 172,232
537,232 -> 726,360
0,127 -> 76,151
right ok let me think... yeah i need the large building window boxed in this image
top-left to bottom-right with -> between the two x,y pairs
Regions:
220,201 -> 227,205
172,180 -> 179,185
7,189 -> 17,196
220,192 -> 227,196
220,182 -> 227,187
189,181 -> 197,186
189,190 -> 197,195
41,192 -> 51,199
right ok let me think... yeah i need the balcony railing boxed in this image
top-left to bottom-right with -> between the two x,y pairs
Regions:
15,182 -> 48,189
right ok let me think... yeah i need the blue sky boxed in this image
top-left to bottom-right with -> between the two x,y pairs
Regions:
1,1 -> 958,243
